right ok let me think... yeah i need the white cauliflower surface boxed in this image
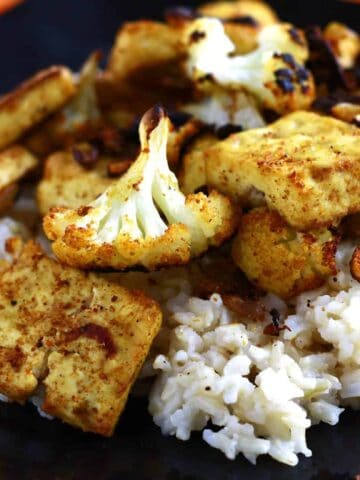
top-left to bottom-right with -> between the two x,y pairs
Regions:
44,106 -> 238,270
184,18 -> 315,114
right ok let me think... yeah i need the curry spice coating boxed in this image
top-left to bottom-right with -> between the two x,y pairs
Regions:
0,241 -> 162,436
205,111 -> 360,230
232,207 -> 339,299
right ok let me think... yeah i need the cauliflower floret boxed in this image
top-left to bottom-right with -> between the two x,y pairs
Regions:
232,207 -> 339,299
323,22 -> 360,70
44,106 -> 238,270
184,18 -> 315,114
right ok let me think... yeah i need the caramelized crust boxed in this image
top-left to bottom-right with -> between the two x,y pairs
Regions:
206,112 -> 360,230
232,207 -> 339,299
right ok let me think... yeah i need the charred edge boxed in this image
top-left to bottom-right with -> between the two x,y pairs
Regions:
64,323 -> 117,358
288,27 -> 305,46
0,66 -> 69,109
189,30 -> 206,44
224,15 -> 258,27
143,104 -> 166,139
274,57 -> 311,93
215,124 -> 243,140
197,73 -> 215,84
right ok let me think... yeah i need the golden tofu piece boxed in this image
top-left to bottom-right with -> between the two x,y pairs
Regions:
323,22 -> 360,69
0,145 -> 38,212
0,241 -> 161,436
37,149 -> 114,215
0,66 -> 75,150
232,207 -> 338,299
205,111 -> 360,230
0,145 -> 38,191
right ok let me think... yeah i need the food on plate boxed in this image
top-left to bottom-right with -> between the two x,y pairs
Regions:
205,111 -> 360,230
323,22 -> 360,69
0,0 -> 359,468
184,18 -> 315,114
0,145 -> 38,212
0,240 -> 161,435
36,149 -> 115,214
44,106 -> 238,270
178,128 -> 217,194
232,207 -> 339,298
0,66 -> 75,150
25,53 -> 101,157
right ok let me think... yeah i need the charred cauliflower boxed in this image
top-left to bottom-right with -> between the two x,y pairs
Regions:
44,106 -> 238,270
184,18 -> 315,114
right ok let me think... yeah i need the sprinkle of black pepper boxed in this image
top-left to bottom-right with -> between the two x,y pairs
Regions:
10,300 -> 17,306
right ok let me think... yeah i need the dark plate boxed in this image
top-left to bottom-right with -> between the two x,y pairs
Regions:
0,1 -> 359,479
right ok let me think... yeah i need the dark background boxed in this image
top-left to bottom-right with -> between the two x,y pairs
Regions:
0,1 -> 359,479
0,0 -> 359,92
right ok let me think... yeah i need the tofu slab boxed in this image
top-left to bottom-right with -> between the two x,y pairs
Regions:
0,145 -> 38,190
205,111 -> 360,230
0,241 -> 162,436
0,66 -> 75,150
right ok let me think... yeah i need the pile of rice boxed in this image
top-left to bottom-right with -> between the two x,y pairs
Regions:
131,241 -> 360,467
1,211 -> 360,467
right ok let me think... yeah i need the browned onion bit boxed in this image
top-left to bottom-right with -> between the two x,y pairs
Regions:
72,143 -> 99,169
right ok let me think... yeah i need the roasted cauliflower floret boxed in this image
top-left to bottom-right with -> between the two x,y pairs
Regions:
182,88 -> 265,129
205,111 -> 360,231
232,207 -> 339,299
184,18 -> 315,114
198,0 -> 278,26
323,22 -> 360,70
44,106 -> 238,270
